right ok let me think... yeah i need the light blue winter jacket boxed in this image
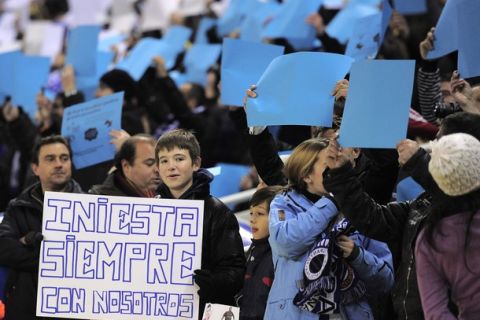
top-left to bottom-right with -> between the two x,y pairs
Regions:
265,189 -> 394,320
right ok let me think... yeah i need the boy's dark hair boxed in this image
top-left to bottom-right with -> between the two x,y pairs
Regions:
114,135 -> 155,172
250,186 -> 283,211
155,129 -> 201,164
32,135 -> 72,165
440,112 -> 480,140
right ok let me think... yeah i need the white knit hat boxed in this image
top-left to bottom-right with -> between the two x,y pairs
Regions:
428,133 -> 480,196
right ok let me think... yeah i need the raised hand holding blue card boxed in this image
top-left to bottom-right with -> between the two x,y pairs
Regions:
246,52 -> 353,127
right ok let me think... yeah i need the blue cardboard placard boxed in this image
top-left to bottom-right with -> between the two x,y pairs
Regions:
61,92 -> 123,169
246,52 -> 353,126
381,0 -> 393,43
261,0 -> 323,40
457,0 -> 480,78
117,38 -> 176,80
184,44 -> 221,72
240,1 -> 281,43
98,34 -> 125,52
338,60 -> 415,148
394,0 -> 427,15
326,3 -> 379,44
12,54 -> 50,119
66,25 -> 101,77
0,50 -> 20,98
221,39 -> 284,106
195,17 -> 217,44
77,51 -> 115,100
162,25 -> 192,53
217,0 -> 247,36
426,0 -> 458,59
345,13 -> 383,61
396,176 -> 424,201
210,163 -> 251,198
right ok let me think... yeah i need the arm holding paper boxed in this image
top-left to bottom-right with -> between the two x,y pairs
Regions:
417,27 -> 443,124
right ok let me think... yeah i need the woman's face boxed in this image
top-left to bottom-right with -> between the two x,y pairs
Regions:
304,149 -> 328,196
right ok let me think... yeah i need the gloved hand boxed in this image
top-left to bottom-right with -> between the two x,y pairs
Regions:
193,269 -> 216,299
21,231 -> 43,248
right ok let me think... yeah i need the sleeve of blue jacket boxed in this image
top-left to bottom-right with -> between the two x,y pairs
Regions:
269,195 -> 338,259
349,235 -> 395,294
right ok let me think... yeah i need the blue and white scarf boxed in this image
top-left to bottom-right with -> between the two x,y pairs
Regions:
293,218 -> 366,318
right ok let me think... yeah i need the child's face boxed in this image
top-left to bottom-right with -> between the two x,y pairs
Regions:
157,147 -> 200,198
250,201 -> 270,240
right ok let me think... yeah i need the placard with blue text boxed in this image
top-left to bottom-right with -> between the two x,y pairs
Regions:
37,192 -> 204,319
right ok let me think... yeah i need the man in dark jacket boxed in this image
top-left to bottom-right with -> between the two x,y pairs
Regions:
89,135 -> 160,197
0,135 -> 83,319
155,129 -> 245,319
322,112 -> 480,320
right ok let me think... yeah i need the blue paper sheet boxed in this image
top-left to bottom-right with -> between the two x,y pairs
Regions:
246,52 -> 353,127
66,25 -> 101,77
117,38 -> 176,81
345,13 -> 383,61
0,50 -> 20,98
217,0 -> 246,36
381,0 -> 393,43
76,51 -> 115,100
326,3 -> 379,44
240,1 -> 281,43
426,0 -> 458,59
396,176 -> 424,201
162,25 -> 192,53
61,92 -> 123,169
98,34 -> 125,52
12,54 -> 50,119
457,0 -> 480,78
184,44 -> 222,72
195,17 -> 217,44
261,0 -> 323,40
11,54 -> 50,117
394,0 -> 427,15
210,163 -> 250,198
221,39 -> 284,106
338,60 -> 415,148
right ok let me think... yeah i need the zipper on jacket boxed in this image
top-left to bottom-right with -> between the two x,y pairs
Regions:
403,255 -> 413,320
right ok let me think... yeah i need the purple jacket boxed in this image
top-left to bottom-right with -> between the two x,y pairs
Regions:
415,211 -> 480,320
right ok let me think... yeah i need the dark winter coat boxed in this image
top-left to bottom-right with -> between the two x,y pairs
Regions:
156,169 -> 246,318
323,154 -> 433,320
0,180 -> 83,319
236,237 -> 274,320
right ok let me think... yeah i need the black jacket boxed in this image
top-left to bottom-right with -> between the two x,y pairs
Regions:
156,169 -> 246,318
323,152 -> 433,320
88,169 -> 146,197
0,180 -> 83,320
236,237 -> 273,320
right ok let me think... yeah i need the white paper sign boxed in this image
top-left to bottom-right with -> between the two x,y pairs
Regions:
37,192 -> 204,319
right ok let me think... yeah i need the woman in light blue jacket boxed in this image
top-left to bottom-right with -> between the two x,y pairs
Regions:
265,138 -> 394,320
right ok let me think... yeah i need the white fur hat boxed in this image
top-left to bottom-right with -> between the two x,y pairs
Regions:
428,133 -> 480,196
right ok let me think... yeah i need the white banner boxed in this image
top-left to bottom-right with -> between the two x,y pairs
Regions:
37,192 -> 204,319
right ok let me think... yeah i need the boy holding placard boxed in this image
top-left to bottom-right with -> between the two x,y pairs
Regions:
155,129 -> 245,319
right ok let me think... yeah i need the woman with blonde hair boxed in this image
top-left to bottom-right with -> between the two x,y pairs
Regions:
265,138 -> 393,320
